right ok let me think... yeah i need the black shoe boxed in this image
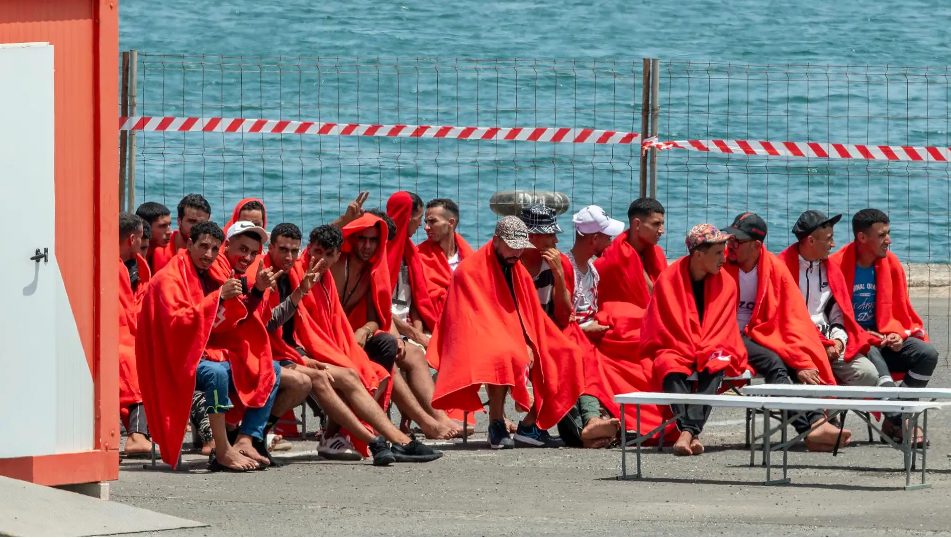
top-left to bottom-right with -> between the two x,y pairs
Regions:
368,435 -> 396,466
488,419 -> 515,449
252,436 -> 282,467
392,436 -> 443,463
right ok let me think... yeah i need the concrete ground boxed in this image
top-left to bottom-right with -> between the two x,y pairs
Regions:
111,297 -> 951,536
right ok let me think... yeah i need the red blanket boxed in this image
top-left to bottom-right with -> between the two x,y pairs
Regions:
594,234 -> 667,307
430,241 -> 584,429
118,256 -> 151,419
830,243 -> 927,341
385,192 -> 440,331
340,214 -> 393,332
779,244 -> 873,360
724,247 -> 834,383
417,233 -> 475,316
292,250 -> 392,396
136,251 -> 275,467
642,256 -> 748,383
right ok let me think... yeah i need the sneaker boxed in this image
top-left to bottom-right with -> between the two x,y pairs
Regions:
488,419 -> 515,449
514,423 -> 565,448
318,434 -> 364,461
392,436 -> 443,462
367,435 -> 396,466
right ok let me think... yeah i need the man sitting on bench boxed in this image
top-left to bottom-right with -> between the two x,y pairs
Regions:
723,212 -> 850,451
642,224 -> 748,456
831,208 -> 939,445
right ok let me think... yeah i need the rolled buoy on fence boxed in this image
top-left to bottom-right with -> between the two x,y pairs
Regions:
489,190 -> 570,216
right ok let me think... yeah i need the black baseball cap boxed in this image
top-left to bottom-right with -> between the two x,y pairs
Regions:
792,210 -> 842,239
723,212 -> 767,242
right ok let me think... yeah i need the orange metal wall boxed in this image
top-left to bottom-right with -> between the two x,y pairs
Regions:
0,0 -> 119,484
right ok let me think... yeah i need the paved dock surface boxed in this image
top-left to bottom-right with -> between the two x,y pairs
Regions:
111,297 -> 951,536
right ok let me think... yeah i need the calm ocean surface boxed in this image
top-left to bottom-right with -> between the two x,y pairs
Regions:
119,1 -> 951,261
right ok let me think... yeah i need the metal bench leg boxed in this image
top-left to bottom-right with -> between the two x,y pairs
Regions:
619,404 -> 627,479
833,410 -> 848,457
744,408 -> 752,449
635,404 -> 643,478
300,402 -> 307,438
462,411 -> 468,446
920,410 -> 929,487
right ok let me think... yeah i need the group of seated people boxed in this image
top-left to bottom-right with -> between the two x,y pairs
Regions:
116,189 -> 939,471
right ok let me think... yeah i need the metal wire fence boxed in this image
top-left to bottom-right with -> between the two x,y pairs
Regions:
127,52 -> 645,244
123,53 -> 951,348
656,61 -> 951,348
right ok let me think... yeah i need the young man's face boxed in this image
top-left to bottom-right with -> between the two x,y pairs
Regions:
493,236 -> 524,266
591,232 -> 612,256
424,206 -> 455,244
807,226 -> 836,259
238,208 -> 265,228
187,233 -> 221,271
124,226 -> 144,260
269,235 -> 301,271
179,207 -> 210,240
726,237 -> 760,267
529,233 -> 558,250
308,244 -> 341,267
407,206 -> 424,237
352,227 -> 380,262
151,214 -> 173,247
857,222 -> 891,259
140,237 -> 150,257
225,234 -> 262,274
694,242 -> 727,276
632,211 -> 665,246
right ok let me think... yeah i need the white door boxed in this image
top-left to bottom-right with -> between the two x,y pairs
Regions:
0,43 -> 92,458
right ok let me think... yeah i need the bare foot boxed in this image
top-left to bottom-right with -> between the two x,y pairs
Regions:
451,420 -> 475,438
201,440 -> 215,456
420,420 -> 454,440
672,431 -> 693,456
582,437 -> 614,449
804,422 -> 851,452
216,446 -> 258,471
689,436 -> 704,455
233,435 -> 270,467
124,432 -> 152,454
581,417 -> 620,442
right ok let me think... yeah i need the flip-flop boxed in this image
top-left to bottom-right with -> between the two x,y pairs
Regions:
207,456 -> 256,473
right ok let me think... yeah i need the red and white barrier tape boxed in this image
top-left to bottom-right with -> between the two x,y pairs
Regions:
119,116 -> 951,162
118,116 -> 641,145
641,137 -> 951,162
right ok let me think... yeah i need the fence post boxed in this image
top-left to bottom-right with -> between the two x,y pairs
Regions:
639,58 -> 651,198
649,58 -> 660,199
125,50 -> 138,212
118,51 -> 129,211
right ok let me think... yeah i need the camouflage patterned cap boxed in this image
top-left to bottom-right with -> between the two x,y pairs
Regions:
495,215 -> 536,249
685,223 -> 731,252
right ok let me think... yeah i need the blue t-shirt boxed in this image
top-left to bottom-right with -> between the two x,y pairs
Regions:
852,265 -> 877,330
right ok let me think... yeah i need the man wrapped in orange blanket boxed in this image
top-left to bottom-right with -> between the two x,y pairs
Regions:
118,212 -> 152,456
722,212 -> 849,452
148,193 -> 212,273
642,224 -> 748,456
416,198 -> 475,320
830,208 -> 938,445
431,216 -> 584,449
137,221 -> 277,472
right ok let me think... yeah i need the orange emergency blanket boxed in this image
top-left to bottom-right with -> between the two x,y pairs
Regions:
641,256 -> 748,383
830,243 -> 928,341
724,246 -> 834,383
429,241 -> 584,429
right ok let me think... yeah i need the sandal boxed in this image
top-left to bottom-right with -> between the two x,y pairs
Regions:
207,455 -> 255,473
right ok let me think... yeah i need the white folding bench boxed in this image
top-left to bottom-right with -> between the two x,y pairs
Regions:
614,391 -> 944,489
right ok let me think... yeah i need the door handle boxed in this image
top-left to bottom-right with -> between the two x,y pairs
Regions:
30,248 -> 48,263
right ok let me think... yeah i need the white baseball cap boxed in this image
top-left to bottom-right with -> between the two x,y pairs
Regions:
226,220 -> 269,244
572,205 -> 625,237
